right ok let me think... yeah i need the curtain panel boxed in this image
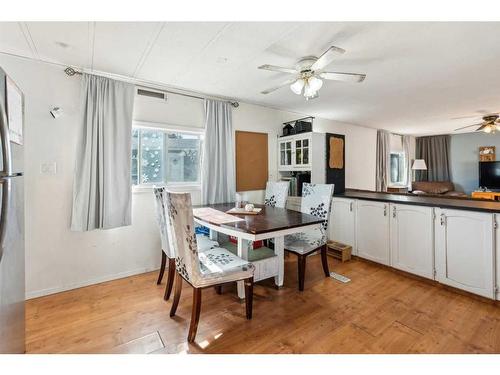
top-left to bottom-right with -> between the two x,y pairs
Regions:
415,135 -> 451,181
201,99 -> 235,204
402,135 -> 413,189
71,74 -> 135,231
376,130 -> 390,192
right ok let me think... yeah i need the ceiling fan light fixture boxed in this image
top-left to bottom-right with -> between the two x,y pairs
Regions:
484,125 -> 493,133
290,79 -> 305,95
308,76 -> 323,92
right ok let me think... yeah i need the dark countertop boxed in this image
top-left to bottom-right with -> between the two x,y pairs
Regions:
335,190 -> 500,214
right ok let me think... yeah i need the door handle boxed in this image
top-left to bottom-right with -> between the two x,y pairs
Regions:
349,202 -> 353,212
383,205 -> 387,216
0,178 -> 9,264
0,99 -> 13,177
392,206 -> 396,218
440,213 -> 446,226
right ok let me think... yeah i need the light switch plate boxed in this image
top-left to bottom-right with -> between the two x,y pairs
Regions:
40,162 -> 57,175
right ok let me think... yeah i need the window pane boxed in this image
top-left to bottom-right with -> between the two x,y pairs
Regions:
131,128 -> 139,185
390,153 -> 405,184
140,129 -> 164,184
166,133 -> 200,183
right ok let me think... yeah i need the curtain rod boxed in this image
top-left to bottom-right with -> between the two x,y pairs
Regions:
64,67 -> 239,108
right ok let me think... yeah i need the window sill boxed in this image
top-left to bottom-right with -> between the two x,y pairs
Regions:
132,184 -> 201,194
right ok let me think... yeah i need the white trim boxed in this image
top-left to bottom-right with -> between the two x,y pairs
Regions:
26,265 -> 159,300
133,120 -> 204,134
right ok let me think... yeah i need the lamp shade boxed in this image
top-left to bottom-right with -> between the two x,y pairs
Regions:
411,159 -> 427,170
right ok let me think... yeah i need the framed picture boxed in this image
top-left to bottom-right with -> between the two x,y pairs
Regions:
479,146 -> 495,162
5,75 -> 24,145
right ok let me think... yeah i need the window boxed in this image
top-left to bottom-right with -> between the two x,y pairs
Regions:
390,152 -> 406,185
131,127 -> 202,186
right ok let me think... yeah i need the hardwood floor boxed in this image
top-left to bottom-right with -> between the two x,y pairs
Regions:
25,255 -> 500,354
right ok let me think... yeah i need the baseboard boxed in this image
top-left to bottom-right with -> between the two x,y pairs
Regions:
25,266 -> 159,300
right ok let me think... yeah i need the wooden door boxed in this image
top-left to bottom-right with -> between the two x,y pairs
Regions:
390,204 -> 434,279
330,198 -> 356,254
435,208 -> 495,298
356,200 -> 390,265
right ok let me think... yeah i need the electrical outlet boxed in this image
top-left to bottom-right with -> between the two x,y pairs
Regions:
40,162 -> 57,175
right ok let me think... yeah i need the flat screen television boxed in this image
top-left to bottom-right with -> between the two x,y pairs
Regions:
479,161 -> 500,189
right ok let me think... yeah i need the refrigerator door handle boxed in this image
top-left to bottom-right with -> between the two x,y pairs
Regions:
0,99 -> 13,177
0,177 -> 9,264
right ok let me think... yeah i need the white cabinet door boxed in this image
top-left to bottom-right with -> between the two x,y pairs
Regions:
435,208 -> 495,299
390,204 -> 434,279
330,198 -> 356,254
278,139 -> 293,170
356,200 -> 390,265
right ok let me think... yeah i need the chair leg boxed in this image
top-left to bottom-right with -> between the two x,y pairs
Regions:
298,254 -> 306,291
157,250 -> 167,285
244,277 -> 254,320
169,271 -> 183,317
214,285 -> 222,295
321,245 -> 330,277
188,288 -> 202,343
164,258 -> 176,301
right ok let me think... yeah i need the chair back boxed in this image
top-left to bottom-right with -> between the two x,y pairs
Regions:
264,181 -> 289,208
301,183 -> 335,230
163,190 -> 202,284
153,186 -> 174,258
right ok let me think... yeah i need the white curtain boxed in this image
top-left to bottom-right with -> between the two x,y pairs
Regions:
376,130 -> 390,192
71,74 -> 135,231
201,99 -> 235,204
402,135 -> 413,189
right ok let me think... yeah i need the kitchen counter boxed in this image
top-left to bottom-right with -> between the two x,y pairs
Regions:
335,190 -> 500,214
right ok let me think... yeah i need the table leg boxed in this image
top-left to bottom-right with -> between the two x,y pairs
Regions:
274,235 -> 284,288
209,229 -> 218,242
237,237 -> 250,299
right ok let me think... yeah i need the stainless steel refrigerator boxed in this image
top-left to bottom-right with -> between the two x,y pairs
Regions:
0,66 -> 25,354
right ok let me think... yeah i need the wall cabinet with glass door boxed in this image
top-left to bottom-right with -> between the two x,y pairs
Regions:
278,134 -> 313,171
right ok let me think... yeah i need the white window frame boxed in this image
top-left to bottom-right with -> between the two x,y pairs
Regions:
132,120 -> 204,193
388,151 -> 406,187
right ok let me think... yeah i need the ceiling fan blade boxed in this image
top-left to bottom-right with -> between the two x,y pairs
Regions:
477,124 -> 488,131
319,71 -> 366,83
261,78 -> 297,95
258,64 -> 297,74
454,123 -> 484,131
311,46 -> 345,71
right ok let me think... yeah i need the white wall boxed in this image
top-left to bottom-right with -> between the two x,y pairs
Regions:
0,54 -> 378,298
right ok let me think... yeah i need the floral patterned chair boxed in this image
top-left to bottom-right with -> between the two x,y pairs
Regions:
264,181 -> 289,208
153,187 -> 219,301
163,190 -> 255,342
284,183 -> 334,291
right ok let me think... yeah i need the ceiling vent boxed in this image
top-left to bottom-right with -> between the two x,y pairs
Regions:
136,88 -> 167,101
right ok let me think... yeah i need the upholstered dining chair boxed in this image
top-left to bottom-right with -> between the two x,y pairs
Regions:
153,187 -> 219,301
163,190 -> 255,342
284,183 -> 334,291
264,181 -> 289,208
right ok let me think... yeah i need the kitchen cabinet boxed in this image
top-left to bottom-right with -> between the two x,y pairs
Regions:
390,204 -> 434,279
330,198 -> 356,254
435,208 -> 495,299
278,133 -> 320,171
356,200 -> 390,265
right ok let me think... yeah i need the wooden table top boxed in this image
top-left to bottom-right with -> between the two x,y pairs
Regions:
193,203 -> 324,235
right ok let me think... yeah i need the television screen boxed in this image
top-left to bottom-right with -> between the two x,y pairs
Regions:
479,161 -> 500,189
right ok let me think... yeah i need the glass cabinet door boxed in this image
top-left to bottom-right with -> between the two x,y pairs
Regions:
279,140 -> 293,167
294,137 -> 310,166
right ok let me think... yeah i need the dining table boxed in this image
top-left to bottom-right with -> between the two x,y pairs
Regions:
193,202 -> 324,299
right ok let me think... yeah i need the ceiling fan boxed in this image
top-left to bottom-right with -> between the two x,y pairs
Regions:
454,114 -> 500,134
258,45 -> 366,100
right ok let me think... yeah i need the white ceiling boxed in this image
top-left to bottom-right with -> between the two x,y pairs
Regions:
1,22 -> 500,135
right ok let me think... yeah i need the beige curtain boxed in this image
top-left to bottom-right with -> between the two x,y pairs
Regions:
376,130 -> 390,192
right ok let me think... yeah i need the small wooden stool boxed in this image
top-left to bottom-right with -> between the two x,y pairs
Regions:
326,241 -> 352,262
